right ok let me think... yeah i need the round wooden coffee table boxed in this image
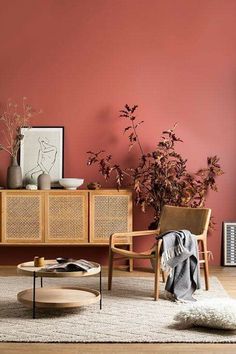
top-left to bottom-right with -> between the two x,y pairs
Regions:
17,260 -> 102,318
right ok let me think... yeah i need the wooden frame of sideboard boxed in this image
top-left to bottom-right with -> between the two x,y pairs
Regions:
0,189 -> 133,246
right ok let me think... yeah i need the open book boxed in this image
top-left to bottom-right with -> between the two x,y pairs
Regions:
43,259 -> 97,273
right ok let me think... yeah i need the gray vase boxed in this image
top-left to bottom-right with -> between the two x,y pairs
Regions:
7,156 -> 23,189
38,172 -> 51,190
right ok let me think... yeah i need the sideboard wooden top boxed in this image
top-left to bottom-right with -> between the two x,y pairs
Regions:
0,189 -> 132,193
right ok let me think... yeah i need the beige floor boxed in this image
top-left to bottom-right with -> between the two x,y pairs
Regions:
0,266 -> 235,354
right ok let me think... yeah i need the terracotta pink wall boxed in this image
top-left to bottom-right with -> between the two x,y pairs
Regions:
0,0 -> 236,266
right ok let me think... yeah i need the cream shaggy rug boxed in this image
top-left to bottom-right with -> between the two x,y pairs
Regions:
0,275 -> 235,343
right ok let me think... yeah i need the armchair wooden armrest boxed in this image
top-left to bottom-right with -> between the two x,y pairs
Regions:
110,229 -> 160,246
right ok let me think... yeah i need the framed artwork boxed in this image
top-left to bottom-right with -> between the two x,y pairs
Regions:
20,126 -> 64,187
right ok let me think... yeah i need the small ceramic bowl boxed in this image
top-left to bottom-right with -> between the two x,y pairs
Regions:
59,178 -> 84,190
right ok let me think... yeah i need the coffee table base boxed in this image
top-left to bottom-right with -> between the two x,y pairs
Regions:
17,286 -> 100,310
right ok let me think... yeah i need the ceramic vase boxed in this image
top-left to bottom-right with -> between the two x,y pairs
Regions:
7,156 -> 23,189
38,172 -> 51,190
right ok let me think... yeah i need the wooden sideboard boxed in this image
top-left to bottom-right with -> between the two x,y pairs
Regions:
0,189 -> 133,246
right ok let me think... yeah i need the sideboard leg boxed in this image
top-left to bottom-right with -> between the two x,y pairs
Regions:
128,244 -> 133,272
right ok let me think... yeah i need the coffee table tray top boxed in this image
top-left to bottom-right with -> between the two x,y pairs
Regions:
17,260 -> 101,278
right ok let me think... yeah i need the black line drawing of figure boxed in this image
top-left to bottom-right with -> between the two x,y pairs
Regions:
25,137 -> 57,182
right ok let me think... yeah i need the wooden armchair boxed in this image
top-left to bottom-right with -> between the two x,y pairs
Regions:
108,205 -> 211,300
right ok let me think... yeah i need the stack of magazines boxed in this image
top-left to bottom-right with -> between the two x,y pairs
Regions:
43,259 -> 97,272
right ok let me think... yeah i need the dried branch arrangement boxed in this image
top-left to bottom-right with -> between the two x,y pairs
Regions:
0,97 -> 41,158
87,105 -> 223,227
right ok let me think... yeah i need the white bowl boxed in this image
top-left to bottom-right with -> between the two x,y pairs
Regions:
59,178 -> 84,190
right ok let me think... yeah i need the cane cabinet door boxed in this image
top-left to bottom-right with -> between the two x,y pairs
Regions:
1,191 -> 44,243
89,190 -> 132,244
45,191 -> 88,243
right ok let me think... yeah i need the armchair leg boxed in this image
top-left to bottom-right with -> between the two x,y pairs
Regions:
154,242 -> 162,301
154,257 -> 160,301
202,240 -> 210,290
161,270 -> 167,283
108,248 -> 114,291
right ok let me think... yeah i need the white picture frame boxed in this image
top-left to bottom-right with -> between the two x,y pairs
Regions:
20,126 -> 64,187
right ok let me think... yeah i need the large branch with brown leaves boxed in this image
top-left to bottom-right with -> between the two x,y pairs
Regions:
87,104 -> 223,227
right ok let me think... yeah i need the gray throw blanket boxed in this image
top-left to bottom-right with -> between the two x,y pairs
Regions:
157,230 -> 201,302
